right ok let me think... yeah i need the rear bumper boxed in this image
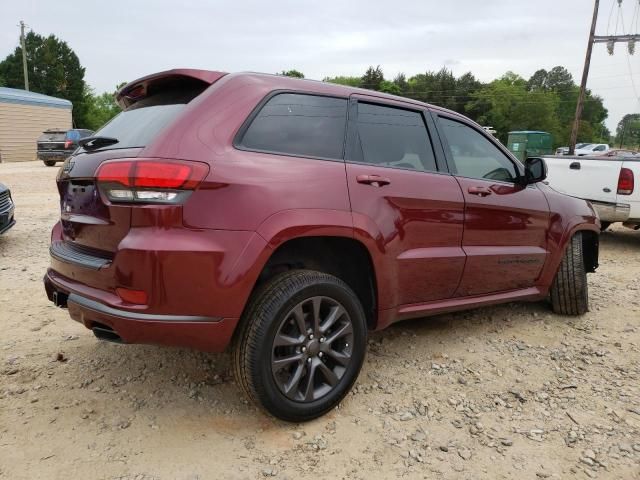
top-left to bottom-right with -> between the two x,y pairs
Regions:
44,270 -> 237,352
37,151 -> 70,161
590,201 -> 630,223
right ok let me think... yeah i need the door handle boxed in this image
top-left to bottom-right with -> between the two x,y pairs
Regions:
356,175 -> 391,187
468,186 -> 492,197
570,162 -> 581,170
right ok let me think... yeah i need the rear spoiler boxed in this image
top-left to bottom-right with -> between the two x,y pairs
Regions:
116,69 -> 227,109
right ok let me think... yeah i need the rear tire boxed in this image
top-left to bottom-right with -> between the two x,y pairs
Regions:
233,270 -> 367,422
550,232 -> 589,315
43,160 -> 57,167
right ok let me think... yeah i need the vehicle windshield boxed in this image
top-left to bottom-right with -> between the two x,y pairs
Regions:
576,143 -> 589,149
578,144 -> 593,150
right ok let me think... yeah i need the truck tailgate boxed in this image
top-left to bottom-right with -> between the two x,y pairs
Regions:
544,156 -> 622,204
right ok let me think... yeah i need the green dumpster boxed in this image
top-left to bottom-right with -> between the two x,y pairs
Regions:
507,131 -> 553,161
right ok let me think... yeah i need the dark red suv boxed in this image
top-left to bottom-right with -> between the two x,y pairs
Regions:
44,69 -> 600,421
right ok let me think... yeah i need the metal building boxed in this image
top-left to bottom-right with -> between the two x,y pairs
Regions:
0,87 -> 72,162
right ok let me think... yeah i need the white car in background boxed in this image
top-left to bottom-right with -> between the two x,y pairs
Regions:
574,143 -> 610,156
556,143 -> 589,155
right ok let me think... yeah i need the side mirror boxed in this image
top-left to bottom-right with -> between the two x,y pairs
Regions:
523,157 -> 547,184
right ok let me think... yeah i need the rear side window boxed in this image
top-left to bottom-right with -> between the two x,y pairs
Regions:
351,103 -> 437,172
239,93 -> 348,160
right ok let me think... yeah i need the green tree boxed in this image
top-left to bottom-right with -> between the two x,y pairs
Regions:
84,89 -> 121,131
615,114 -> 640,148
280,69 -> 304,78
361,65 -> 384,91
525,66 -> 609,146
379,80 -> 401,95
527,69 -> 549,91
323,75 -> 361,87
467,72 -> 560,144
0,31 -> 89,127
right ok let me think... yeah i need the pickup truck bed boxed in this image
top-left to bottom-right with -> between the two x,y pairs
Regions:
543,155 -> 640,228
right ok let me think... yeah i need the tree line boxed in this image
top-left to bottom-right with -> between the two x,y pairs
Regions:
0,31 -> 615,147
0,31 -> 121,131
321,65 -> 610,147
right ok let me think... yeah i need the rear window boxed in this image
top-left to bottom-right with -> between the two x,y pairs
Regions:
38,131 -> 66,142
239,93 -> 348,160
84,88 -> 204,151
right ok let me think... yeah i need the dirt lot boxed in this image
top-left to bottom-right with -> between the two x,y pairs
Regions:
1,160 -> 639,480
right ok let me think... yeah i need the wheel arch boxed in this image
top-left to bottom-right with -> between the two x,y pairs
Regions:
248,234 -> 379,330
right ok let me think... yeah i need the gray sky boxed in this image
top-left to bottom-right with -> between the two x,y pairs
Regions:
2,0 -> 639,133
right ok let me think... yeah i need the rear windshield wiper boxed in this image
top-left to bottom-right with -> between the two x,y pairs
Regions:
79,136 -> 119,151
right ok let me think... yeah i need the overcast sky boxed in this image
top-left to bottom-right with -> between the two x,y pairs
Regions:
2,0 -> 639,132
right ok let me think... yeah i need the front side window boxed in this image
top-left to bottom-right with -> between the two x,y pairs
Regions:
439,117 -> 518,182
351,103 -> 437,172
240,93 -> 348,160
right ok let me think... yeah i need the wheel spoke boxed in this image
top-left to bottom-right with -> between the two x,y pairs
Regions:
325,321 -> 353,345
273,333 -> 304,347
319,305 -> 344,334
302,360 -> 319,401
272,353 -> 303,372
324,348 -> 351,366
291,304 -> 307,336
317,361 -> 339,386
311,297 -> 322,333
284,363 -> 305,395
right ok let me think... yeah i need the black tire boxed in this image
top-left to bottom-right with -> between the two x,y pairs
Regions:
599,221 -> 611,232
550,232 -> 588,315
43,160 -> 57,167
233,270 -> 367,422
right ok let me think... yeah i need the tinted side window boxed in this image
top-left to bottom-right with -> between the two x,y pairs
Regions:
439,117 -> 518,182
240,94 -> 347,160
352,103 -> 437,172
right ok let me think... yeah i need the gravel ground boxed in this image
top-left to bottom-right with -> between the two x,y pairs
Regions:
1,161 -> 639,480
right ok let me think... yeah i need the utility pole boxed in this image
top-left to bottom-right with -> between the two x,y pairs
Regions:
19,20 -> 29,91
569,0 -> 599,155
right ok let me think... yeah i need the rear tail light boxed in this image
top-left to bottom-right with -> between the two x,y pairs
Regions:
96,159 -> 209,204
617,168 -> 634,195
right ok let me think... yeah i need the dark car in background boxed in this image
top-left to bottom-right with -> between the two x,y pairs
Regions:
0,183 -> 16,234
37,129 -> 94,166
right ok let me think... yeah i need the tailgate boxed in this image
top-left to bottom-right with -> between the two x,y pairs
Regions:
57,148 -> 143,252
544,157 -> 622,203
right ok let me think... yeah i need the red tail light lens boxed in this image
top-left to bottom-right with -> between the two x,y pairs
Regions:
96,159 -> 209,204
618,168 -> 634,195
64,140 -> 73,149
116,288 -> 148,305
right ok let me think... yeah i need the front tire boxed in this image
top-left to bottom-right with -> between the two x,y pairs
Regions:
550,232 -> 589,315
43,160 -> 57,167
233,270 -> 367,422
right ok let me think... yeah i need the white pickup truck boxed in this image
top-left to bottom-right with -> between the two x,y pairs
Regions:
543,155 -> 639,230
